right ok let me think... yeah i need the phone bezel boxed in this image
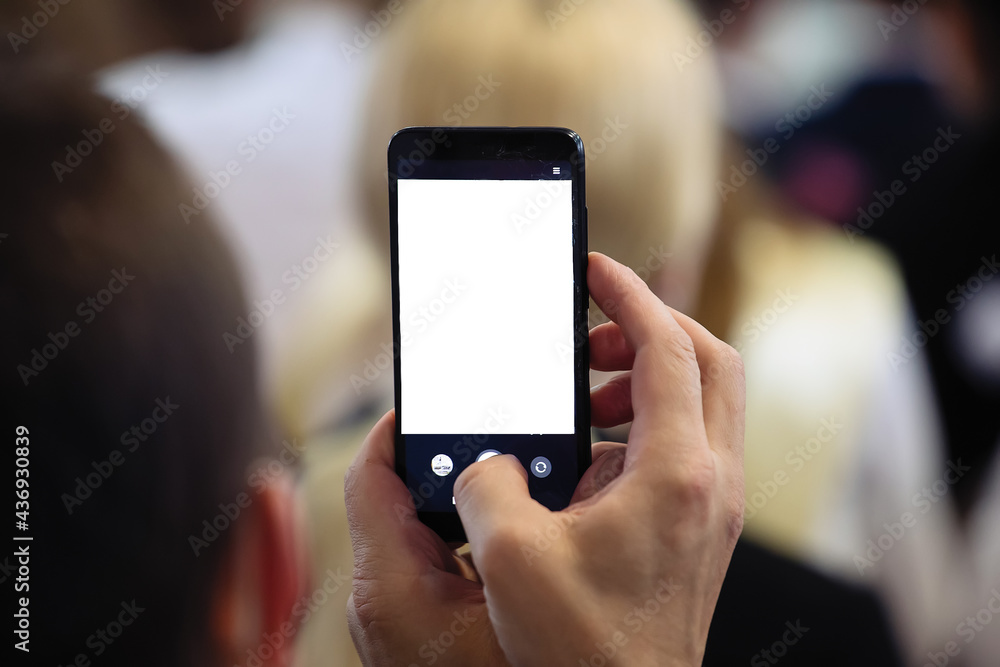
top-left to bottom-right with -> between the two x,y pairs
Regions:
387,126 -> 591,542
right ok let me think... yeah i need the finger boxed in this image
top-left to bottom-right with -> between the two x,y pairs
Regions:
590,372 -> 633,428
587,252 -> 704,460
344,410 -> 454,574
571,443 -> 627,504
666,309 -> 746,464
589,321 -> 635,372
454,455 -> 548,565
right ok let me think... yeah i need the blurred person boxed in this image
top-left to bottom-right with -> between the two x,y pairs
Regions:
0,63 -> 305,667
701,1 -> 1000,662
3,0 -> 393,431
1,62 -> 749,667
92,0 -> 393,426
278,0 -> 912,664
4,4 -> 395,660
702,0 -> 1000,520
0,0 -> 254,69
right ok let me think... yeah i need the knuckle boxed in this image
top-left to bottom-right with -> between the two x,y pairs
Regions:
720,342 -> 746,383
669,330 -> 700,372
705,340 -> 744,383
648,327 -> 698,375
673,325 -> 698,356
668,455 -> 717,513
716,341 -> 745,377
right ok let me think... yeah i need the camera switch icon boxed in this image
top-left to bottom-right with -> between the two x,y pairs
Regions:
530,456 -> 552,478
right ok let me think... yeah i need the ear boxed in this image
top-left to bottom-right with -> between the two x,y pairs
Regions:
212,471 -> 307,667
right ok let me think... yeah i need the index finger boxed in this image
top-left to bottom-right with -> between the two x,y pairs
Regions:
587,252 -> 704,461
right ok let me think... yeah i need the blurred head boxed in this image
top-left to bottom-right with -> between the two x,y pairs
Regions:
359,0 -> 723,309
0,64 -> 302,667
0,0 -> 256,69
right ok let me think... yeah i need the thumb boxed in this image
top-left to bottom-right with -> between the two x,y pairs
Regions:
344,410 -> 440,572
454,455 -> 547,549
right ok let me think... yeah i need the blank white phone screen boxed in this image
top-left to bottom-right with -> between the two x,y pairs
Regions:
398,178 -> 574,435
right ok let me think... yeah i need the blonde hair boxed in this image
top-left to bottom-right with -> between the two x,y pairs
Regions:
359,0 -> 724,289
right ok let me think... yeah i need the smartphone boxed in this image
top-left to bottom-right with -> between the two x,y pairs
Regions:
387,127 -> 591,542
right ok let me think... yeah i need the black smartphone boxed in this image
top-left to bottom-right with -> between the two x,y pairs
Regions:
387,127 -> 591,542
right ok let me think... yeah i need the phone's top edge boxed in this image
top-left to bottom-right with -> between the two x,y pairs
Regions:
392,125 -> 579,133
387,126 -> 584,159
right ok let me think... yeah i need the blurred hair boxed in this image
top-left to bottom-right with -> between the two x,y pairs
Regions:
0,0 -> 253,63
0,63 -> 263,666
146,0 -> 256,53
359,0 -> 724,285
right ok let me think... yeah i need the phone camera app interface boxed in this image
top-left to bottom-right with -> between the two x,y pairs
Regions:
396,158 -> 581,514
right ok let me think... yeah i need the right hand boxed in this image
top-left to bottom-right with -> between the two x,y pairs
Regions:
453,251 -> 746,666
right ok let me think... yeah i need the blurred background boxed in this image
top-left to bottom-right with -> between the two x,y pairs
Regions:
3,0 -> 999,665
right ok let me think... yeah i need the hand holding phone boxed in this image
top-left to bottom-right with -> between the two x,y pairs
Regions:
345,253 -> 747,667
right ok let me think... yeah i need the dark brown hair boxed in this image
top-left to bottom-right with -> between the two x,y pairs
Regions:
1,62 -> 264,666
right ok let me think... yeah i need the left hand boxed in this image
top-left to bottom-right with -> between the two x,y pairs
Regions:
344,409 -> 507,667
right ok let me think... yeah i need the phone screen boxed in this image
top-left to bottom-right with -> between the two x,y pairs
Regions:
389,129 -> 590,540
